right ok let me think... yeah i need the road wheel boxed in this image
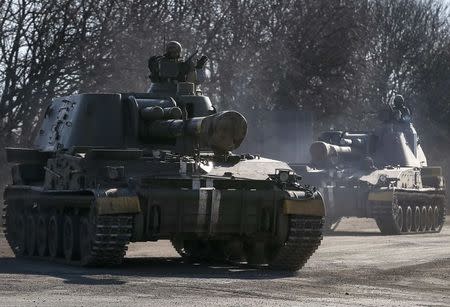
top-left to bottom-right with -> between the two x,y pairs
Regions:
375,200 -> 403,235
427,206 -> 434,231
79,217 -> 94,265
36,214 -> 48,257
420,206 -> 428,231
25,214 -> 37,256
395,205 -> 403,232
412,206 -> 421,232
48,213 -> 62,259
63,215 -> 80,262
403,206 -> 412,233
14,213 -> 27,256
434,205 -> 445,232
432,206 -> 439,231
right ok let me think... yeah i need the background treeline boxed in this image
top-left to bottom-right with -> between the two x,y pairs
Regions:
1,0 -> 450,193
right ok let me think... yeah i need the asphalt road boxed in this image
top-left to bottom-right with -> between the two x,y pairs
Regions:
0,218 -> 449,307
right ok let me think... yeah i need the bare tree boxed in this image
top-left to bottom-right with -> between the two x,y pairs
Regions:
1,0 -> 450,180
0,0 -> 102,147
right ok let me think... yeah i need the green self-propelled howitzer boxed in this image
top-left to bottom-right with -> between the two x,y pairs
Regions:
291,109 -> 446,234
3,81 -> 325,271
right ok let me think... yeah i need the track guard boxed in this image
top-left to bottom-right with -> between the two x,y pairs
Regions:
94,188 -> 141,215
283,191 -> 325,216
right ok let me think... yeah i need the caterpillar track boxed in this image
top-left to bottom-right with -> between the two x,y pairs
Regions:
372,192 -> 446,235
1,201 -> 9,241
170,215 -> 324,271
2,199 -> 132,266
79,215 -> 133,266
268,216 -> 324,271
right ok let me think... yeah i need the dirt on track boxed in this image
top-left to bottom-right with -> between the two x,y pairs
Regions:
0,218 -> 449,307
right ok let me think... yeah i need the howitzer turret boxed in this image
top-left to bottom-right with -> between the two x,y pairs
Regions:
32,93 -> 246,155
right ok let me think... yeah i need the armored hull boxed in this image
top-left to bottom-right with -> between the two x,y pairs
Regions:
3,90 -> 325,270
292,164 -> 446,234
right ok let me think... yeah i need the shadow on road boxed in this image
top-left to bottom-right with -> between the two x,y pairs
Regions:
0,256 -> 296,285
324,231 -> 382,237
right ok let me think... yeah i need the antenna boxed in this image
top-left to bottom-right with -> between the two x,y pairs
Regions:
162,24 -> 166,53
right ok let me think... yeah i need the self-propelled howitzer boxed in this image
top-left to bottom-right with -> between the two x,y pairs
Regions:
291,114 -> 446,234
3,84 -> 325,271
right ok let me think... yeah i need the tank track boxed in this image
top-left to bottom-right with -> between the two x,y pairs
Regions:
2,199 -> 132,266
81,215 -> 133,266
268,215 -> 324,271
2,200 -> 21,256
171,215 -> 324,271
1,200 -> 11,243
372,191 -> 446,235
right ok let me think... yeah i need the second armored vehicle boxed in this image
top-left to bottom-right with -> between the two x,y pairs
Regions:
291,100 -> 446,234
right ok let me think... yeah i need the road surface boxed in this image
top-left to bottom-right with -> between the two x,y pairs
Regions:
0,218 -> 449,306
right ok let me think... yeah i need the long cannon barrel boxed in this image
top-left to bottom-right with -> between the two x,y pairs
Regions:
140,111 -> 247,153
310,141 -> 361,164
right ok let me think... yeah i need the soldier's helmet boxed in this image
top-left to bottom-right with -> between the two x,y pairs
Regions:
165,41 -> 182,59
393,95 -> 404,108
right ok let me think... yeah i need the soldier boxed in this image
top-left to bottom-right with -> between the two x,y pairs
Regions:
391,94 -> 411,122
148,41 -> 208,85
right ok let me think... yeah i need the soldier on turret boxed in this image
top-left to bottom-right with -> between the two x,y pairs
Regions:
391,94 -> 412,123
378,94 -> 413,124
147,41 -> 208,93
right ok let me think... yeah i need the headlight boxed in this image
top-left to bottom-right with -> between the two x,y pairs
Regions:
379,174 -> 388,183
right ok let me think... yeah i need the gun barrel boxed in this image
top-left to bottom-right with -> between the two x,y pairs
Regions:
199,111 -> 247,153
310,141 -> 357,164
141,111 -> 247,153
